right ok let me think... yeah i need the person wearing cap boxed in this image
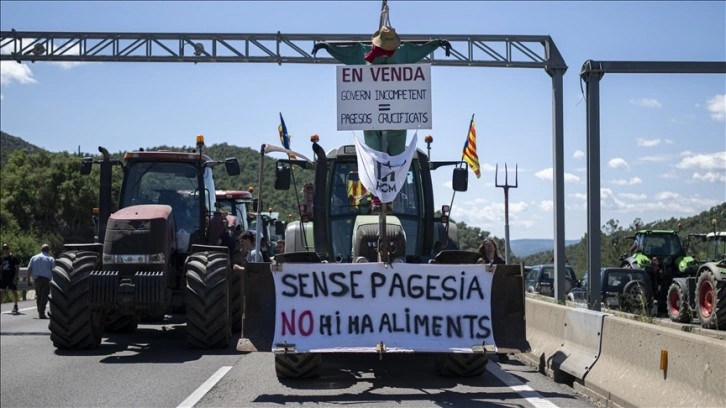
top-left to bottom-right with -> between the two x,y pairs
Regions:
232,231 -> 261,273
27,244 -> 55,319
1,243 -> 22,314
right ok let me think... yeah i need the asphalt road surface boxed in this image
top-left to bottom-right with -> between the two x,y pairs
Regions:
1,300 -> 598,408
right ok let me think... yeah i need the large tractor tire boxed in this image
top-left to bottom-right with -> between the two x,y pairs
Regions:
274,353 -> 322,379
49,251 -> 104,350
435,353 -> 489,377
696,270 -> 726,329
105,310 -> 139,333
228,262 -> 242,333
185,251 -> 230,348
622,280 -> 652,315
667,282 -> 692,323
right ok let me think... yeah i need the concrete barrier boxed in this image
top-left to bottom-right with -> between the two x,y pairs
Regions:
521,296 -> 726,408
584,316 -> 726,408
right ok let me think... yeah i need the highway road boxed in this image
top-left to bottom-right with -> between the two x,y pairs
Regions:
1,299 -> 597,408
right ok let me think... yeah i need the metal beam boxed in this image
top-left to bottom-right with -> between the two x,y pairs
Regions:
0,30 -> 567,69
579,60 -> 726,312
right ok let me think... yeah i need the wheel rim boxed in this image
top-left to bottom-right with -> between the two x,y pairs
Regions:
698,280 -> 715,318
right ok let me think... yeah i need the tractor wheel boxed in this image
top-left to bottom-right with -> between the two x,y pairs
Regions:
49,251 -> 104,350
228,261 -> 242,333
274,353 -> 322,379
185,251 -> 230,348
622,280 -> 652,315
666,282 -> 692,323
105,310 -> 139,333
696,270 -> 726,329
435,353 -> 489,377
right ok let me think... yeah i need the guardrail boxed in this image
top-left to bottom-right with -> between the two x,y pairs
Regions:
520,294 -> 726,408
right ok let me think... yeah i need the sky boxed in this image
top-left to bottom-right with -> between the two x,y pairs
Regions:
1,1 -> 724,240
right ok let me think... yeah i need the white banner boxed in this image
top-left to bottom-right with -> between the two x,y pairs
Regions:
353,133 -> 417,203
271,262 -> 496,353
336,63 -> 432,131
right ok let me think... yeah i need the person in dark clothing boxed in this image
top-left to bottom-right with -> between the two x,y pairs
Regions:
478,238 -> 505,265
1,244 -> 22,314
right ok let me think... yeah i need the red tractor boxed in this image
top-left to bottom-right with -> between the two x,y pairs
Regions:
49,135 -> 241,349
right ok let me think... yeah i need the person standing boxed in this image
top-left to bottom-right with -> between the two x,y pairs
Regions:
27,244 -> 55,319
1,243 -> 22,314
478,238 -> 505,266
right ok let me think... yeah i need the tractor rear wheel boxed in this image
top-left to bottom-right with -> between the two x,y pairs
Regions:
667,282 -> 691,323
622,280 -> 652,315
696,270 -> 726,329
228,261 -> 242,333
185,251 -> 230,348
435,353 -> 489,377
274,353 -> 322,379
49,251 -> 104,350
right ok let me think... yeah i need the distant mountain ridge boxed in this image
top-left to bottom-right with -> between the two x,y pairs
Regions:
1,131 -> 45,168
510,239 -> 580,258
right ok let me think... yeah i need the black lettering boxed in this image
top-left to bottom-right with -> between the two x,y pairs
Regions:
361,314 -> 374,333
441,275 -> 457,300
370,272 -> 386,297
446,315 -> 462,338
462,315 -> 478,338
312,271 -> 328,297
477,316 -> 492,339
467,276 -> 485,300
407,274 -> 423,298
426,275 -> 442,300
392,312 -> 405,332
319,314 -> 332,336
389,273 -> 405,297
350,270 -> 364,299
281,274 -> 298,296
414,315 -> 429,336
432,315 -> 443,336
329,272 -> 350,296
298,273 -> 312,298
379,313 -> 392,333
348,315 -> 360,334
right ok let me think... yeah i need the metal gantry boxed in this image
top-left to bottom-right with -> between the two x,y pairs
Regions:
0,29 -> 571,298
0,30 -> 566,69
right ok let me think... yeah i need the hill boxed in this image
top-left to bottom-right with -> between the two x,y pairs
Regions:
0,131 -> 45,168
510,239 -> 580,258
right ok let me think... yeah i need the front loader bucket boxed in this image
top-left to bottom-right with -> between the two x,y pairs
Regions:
238,262 -> 275,352
490,264 -> 529,353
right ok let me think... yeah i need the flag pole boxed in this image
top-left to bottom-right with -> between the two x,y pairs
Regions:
444,113 -> 475,250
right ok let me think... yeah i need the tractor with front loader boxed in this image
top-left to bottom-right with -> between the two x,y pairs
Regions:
48,135 -> 242,349
237,137 -> 529,379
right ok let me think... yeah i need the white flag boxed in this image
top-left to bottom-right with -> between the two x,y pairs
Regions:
353,133 -> 418,203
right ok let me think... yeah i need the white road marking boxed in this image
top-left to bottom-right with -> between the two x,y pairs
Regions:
1,307 -> 37,314
177,366 -> 232,408
488,362 -> 560,408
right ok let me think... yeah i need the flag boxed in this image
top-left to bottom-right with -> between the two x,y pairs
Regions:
278,113 -> 296,160
354,133 -> 417,203
461,114 -> 480,178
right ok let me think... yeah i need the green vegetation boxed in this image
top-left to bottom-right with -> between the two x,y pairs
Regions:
1,131 -> 724,281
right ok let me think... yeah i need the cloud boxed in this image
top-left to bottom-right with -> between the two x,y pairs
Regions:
630,98 -> 662,108
573,150 -> 585,160
608,158 -> 630,170
534,167 -> 580,183
692,171 -> 726,183
676,151 -> 726,171
654,191 -> 680,200
639,155 -> 670,163
706,94 -> 725,122
619,193 -> 647,201
539,200 -> 553,211
636,137 -> 661,147
0,62 -> 37,85
611,177 -> 642,186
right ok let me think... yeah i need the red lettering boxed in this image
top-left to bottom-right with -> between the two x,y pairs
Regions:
281,309 -> 296,335
280,308 -> 315,336
299,310 -> 314,336
342,67 -> 363,82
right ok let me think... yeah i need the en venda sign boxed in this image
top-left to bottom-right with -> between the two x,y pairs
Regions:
336,63 -> 432,131
271,262 -> 495,353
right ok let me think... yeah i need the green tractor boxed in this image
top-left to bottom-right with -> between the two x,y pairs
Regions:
619,229 -> 698,314
667,231 -> 726,329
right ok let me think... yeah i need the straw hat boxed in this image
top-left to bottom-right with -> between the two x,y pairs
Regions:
371,26 -> 400,51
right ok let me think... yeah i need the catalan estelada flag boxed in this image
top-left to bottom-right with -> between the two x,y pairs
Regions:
278,113 -> 296,160
461,114 -> 480,178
